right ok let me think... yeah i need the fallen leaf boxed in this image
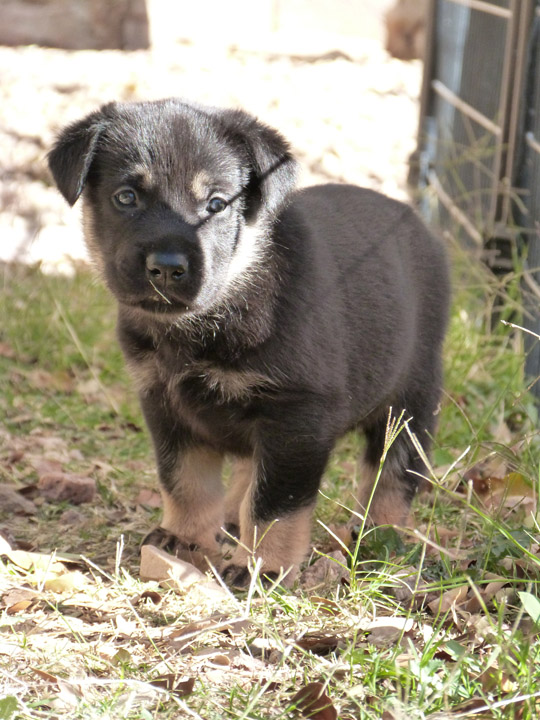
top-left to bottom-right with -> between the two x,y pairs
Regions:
140,545 -> 206,584
310,596 -> 341,615
135,589 -> 163,605
462,456 -> 508,494
44,570 -> 88,593
299,551 -> 348,589
0,484 -> 37,515
206,652 -> 231,666
150,675 -> 195,697
366,616 -> 414,645
115,615 -> 138,636
31,667 -> 59,685
296,633 -> 343,655
3,550 -> 66,574
388,565 -> 419,603
2,587 -> 40,610
6,599 -> 36,614
111,648 -> 132,666
31,457 -> 63,477
428,585 -> 468,615
139,545 -> 227,596
292,682 -> 338,720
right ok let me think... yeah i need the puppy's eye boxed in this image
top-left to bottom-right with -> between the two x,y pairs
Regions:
113,188 -> 138,208
206,197 -> 227,214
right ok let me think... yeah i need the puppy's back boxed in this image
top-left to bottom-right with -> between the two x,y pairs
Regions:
276,183 -> 449,422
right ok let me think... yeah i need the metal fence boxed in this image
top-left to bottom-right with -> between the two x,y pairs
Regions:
416,0 -> 540,400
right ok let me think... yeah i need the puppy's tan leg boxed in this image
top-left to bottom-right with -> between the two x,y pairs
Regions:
224,457 -> 254,531
144,447 -> 224,569
222,485 -> 314,587
355,459 -> 412,527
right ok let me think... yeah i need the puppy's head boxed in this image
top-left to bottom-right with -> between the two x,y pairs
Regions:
48,99 -> 297,318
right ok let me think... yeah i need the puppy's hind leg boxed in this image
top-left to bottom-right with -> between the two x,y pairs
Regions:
356,409 -> 433,528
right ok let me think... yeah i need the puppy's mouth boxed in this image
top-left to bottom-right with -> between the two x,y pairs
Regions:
140,299 -> 191,315
146,279 -> 189,313
130,292 -> 193,316
111,271 -> 218,318
114,289 -> 191,316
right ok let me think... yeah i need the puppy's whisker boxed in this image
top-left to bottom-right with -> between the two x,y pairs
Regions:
148,280 -> 172,305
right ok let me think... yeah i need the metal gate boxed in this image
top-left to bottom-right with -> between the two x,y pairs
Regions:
416,0 -> 540,399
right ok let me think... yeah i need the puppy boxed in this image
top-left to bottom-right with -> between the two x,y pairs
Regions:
48,99 -> 450,587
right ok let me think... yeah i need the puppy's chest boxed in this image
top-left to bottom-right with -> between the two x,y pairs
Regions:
130,342 -> 274,407
173,362 -> 275,407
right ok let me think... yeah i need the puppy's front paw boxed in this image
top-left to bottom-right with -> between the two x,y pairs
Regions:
141,527 -> 218,571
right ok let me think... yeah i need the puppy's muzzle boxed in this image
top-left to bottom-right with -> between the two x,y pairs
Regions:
145,251 -> 189,289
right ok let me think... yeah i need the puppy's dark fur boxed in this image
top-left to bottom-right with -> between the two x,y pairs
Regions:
49,99 -> 450,586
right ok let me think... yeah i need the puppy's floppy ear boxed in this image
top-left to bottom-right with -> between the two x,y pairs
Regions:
48,110 -> 108,206
220,110 -> 298,219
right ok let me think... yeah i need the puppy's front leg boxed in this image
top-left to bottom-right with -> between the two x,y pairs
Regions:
222,416 -> 333,587
139,389 -> 224,569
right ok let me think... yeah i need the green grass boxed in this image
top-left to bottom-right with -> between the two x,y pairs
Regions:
0,250 -> 539,719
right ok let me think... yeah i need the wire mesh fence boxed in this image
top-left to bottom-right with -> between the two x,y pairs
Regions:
416,0 -> 540,401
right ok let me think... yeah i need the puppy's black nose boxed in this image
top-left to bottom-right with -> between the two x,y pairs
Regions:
145,251 -> 189,287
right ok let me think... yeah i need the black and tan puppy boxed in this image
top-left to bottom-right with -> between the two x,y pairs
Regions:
48,99 -> 449,587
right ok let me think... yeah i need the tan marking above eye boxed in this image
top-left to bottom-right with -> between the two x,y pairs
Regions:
190,170 -> 212,201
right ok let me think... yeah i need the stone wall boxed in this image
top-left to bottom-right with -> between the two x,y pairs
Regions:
0,0 -> 149,50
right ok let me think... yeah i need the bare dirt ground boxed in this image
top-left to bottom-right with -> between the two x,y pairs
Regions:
0,21 -> 421,272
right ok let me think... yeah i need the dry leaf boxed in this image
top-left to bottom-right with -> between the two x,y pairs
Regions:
115,615 -> 138,636
0,484 -> 37,515
299,551 -> 348,589
31,667 -> 59,685
310,597 -> 341,615
295,633 -> 343,655
111,648 -> 132,666
2,587 -> 40,607
292,682 -> 338,720
139,545 -> 226,597
3,549 -> 66,574
132,589 -> 163,605
140,545 -> 207,584
150,675 -> 195,697
462,456 -> 508,493
4,586 -> 42,614
388,565 -> 419,603
366,617 -> 414,645
170,614 -> 251,642
6,599 -> 35,614
44,570 -> 88,593
428,585 -> 468,615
